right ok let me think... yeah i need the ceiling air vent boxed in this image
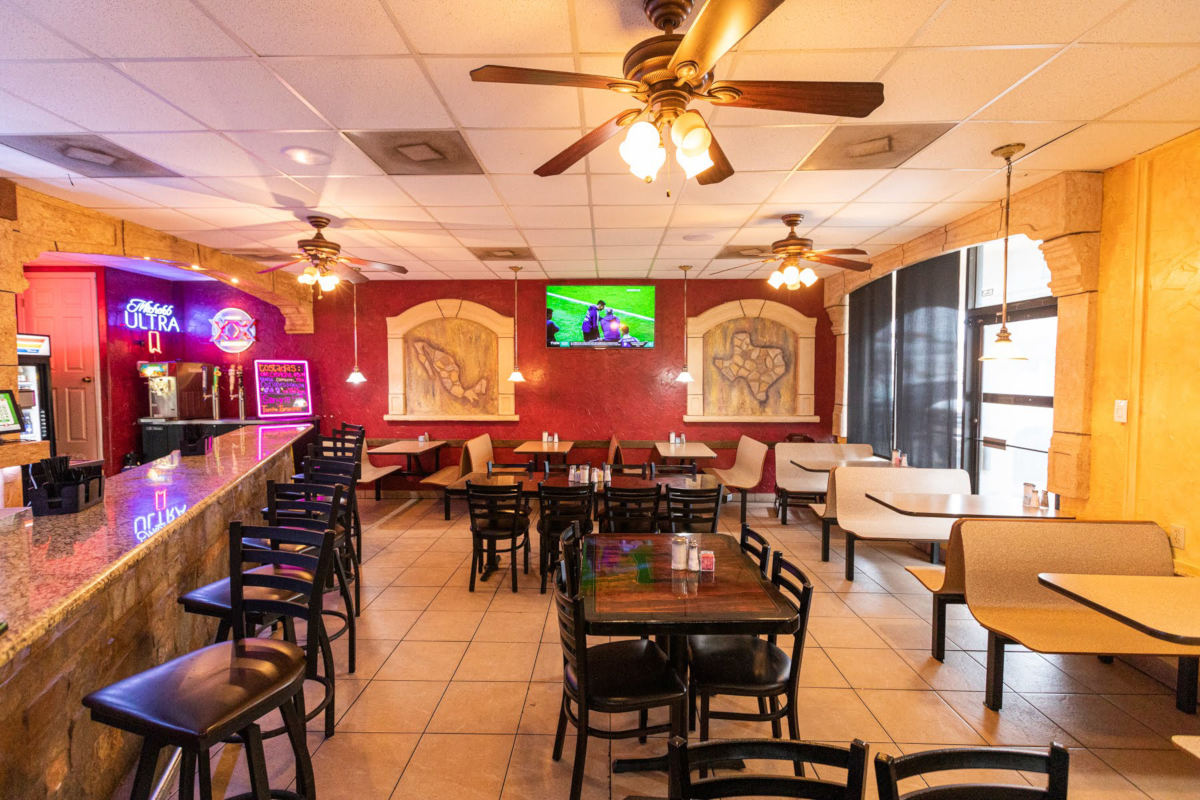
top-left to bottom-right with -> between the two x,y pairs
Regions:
800,124 -> 955,170
345,130 -> 483,175
0,134 -> 180,178
468,246 -> 535,261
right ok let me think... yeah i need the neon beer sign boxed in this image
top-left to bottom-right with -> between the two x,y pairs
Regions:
123,298 -> 180,333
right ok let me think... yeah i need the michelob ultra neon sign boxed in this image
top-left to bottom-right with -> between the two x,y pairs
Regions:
123,298 -> 180,333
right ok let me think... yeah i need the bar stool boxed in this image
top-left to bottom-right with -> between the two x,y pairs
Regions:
83,522 -> 333,800
300,457 -> 364,610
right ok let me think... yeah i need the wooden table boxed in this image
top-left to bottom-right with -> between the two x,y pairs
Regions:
514,440 -> 575,465
654,441 -> 717,464
1037,573 -> 1200,645
790,457 -> 888,473
868,492 -> 1075,520
367,439 -> 447,474
583,532 -> 798,772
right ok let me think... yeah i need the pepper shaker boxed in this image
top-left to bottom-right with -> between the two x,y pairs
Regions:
687,540 -> 701,571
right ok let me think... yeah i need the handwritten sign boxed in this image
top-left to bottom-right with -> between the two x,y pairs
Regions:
254,359 -> 312,418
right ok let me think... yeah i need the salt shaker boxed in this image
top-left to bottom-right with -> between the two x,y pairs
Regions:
687,540 -> 701,571
542,431 -> 549,442
553,432 -> 559,444
603,463 -> 612,483
680,433 -> 686,445
669,431 -> 677,444
671,536 -> 689,570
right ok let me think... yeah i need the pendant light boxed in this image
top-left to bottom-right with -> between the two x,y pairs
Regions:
507,265 -> 526,383
675,264 -> 694,383
980,142 -> 1028,362
346,282 -> 366,384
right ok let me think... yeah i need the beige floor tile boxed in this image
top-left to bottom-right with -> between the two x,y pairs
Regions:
807,616 -> 890,649
309,732 -> 419,800
1092,748 -> 1200,800
427,583 -> 498,612
428,681 -> 529,734
331,638 -> 398,680
1025,693 -> 1170,750
389,733 -> 514,800
474,611 -> 549,643
405,610 -> 484,641
1043,654 -> 1172,695
839,592 -> 921,619
517,681 -> 566,734
393,564 -> 458,586
863,618 -> 938,651
798,647 -> 851,688
377,640 -> 468,681
455,641 -> 540,681
502,734 -> 610,800
936,690 -> 1080,746
859,689 -> 985,745
1105,693 -> 1200,739
532,642 -> 563,682
807,592 -> 859,618
896,649 -> 988,692
367,585 -> 440,612
338,680 -> 447,733
355,609 -> 422,640
966,650 -> 1093,694
944,618 -> 991,650
1056,748 -> 1152,800
411,550 -> 469,569
811,740 -> 902,800
825,648 -> 931,690
789,688 -> 889,741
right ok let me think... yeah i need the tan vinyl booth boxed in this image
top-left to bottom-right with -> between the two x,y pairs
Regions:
905,526 -> 967,661
773,442 -> 875,524
705,435 -> 768,524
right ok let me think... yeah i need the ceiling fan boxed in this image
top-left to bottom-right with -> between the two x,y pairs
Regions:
711,213 -> 872,288
256,215 -> 408,296
470,0 -> 884,186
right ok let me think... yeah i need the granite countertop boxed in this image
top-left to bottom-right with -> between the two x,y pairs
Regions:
137,416 -> 319,426
0,423 -> 311,666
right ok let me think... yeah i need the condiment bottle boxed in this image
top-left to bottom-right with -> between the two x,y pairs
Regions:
671,537 -> 689,570
603,463 -> 611,483
687,540 -> 701,571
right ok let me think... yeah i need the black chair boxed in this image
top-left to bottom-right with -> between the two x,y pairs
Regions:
600,484 -> 661,533
875,743 -> 1070,800
650,461 -> 698,477
553,560 -> 687,800
544,459 -> 589,475
84,523 -> 334,800
607,461 -> 649,478
740,525 -> 770,576
537,482 -> 594,593
663,484 -> 723,533
466,481 -> 531,592
264,480 -> 358,673
688,552 -> 813,755
487,458 -> 535,475
668,736 -> 869,800
301,456 -> 365,609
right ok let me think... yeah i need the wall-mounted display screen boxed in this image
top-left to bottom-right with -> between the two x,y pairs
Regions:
254,359 -> 312,417
0,389 -> 25,433
545,285 -> 655,348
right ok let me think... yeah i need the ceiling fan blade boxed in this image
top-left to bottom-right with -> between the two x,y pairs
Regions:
256,259 -> 306,274
695,127 -> 734,185
811,248 -> 868,256
470,65 -> 639,93
708,80 -> 884,118
341,255 -> 409,275
328,262 -> 368,285
708,258 -> 772,275
668,0 -> 785,82
804,253 -> 873,271
534,109 -> 639,177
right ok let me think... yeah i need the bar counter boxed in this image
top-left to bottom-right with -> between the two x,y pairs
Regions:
0,423 -> 311,799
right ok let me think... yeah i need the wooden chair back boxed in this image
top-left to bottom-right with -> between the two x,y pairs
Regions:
465,481 -> 525,536
668,736 -> 869,800
601,485 -> 661,533
538,482 -> 594,535
664,485 -> 723,533
739,525 -> 770,575
771,552 -> 815,696
875,743 -> 1069,800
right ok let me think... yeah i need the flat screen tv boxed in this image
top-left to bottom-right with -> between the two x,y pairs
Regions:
545,285 -> 655,348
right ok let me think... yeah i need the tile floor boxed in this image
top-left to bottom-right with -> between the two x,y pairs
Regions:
163,497 -> 1200,800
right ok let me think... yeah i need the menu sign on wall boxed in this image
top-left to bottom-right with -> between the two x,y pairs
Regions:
254,359 -> 312,418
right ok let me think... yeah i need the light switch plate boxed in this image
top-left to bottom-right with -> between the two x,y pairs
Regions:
1114,399 -> 1128,423
1171,525 -> 1187,550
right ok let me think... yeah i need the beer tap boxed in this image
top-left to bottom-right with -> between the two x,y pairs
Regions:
231,363 -> 245,421
211,365 -> 222,420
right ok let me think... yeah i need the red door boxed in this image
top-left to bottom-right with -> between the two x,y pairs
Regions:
18,273 -> 103,462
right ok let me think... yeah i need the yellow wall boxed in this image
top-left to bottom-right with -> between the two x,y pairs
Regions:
1070,128 -> 1200,571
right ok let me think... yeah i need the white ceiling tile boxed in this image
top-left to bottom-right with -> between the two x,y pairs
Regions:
482,260 -> 530,272
299,176 -> 414,207
193,176 -> 320,207
594,228 -> 662,246
595,245 -> 657,260
428,206 -> 513,226
707,126 -> 829,171
656,244 -> 725,260
540,260 -> 598,273
99,177 -> 247,208
522,228 -> 594,245
0,90 -> 80,134
873,47 -> 1057,122
0,5 -> 86,58
669,205 -> 757,228
490,174 -> 588,205
751,204 -> 847,229
580,81 -> 645,128
508,205 -> 592,227
385,0 -> 572,54
179,206 -> 301,229
808,225 -> 888,245
336,206 -> 435,225
1015,121 -> 1197,170
856,169 -> 993,202
118,60 -> 327,131
359,271 -> 408,281
864,226 -> 941,245
740,0 -> 945,50
676,171 -> 789,205
425,260 -> 491,272
407,246 -> 478,260
770,170 -> 889,203
171,229 -> 262,249
18,0 -> 247,57
465,128 -> 585,174
534,245 -> 595,260
195,0 -> 409,56
825,202 -> 931,226
661,227 -> 737,245
451,229 -> 527,246
377,229 -> 461,247
225,131 -> 384,177
944,167 -> 1058,203
427,56 -> 580,128
392,176 -> 501,206
339,246 -> 418,262
589,173 -> 683,205
15,177 -> 143,208
0,63 -> 203,132
107,132 -> 279,177
1107,67 -> 1200,122
592,205 -> 673,228
573,2 -> 679,53
903,201 -> 992,227
1083,0 -> 1200,43
268,57 -> 452,129
978,45 -> 1200,121
902,121 -> 1080,169
914,0 -> 1126,46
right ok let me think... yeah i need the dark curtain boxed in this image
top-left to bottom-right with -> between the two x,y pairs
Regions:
895,252 -> 962,468
847,276 -> 894,457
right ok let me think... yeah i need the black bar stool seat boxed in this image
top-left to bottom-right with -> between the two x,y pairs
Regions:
84,639 -> 304,746
178,565 -> 308,621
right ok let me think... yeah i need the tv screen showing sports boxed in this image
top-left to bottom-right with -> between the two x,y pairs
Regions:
545,285 -> 655,348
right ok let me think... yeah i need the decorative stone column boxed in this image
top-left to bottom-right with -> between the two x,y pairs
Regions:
824,293 -> 849,439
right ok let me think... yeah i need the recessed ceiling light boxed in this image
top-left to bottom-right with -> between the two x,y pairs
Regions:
682,233 -> 713,242
282,146 -> 331,166
231,277 -> 239,284
62,145 -> 117,166
190,264 -> 203,271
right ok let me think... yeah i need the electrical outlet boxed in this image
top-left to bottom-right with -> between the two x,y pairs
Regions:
1171,525 -> 1187,550
1114,399 -> 1128,423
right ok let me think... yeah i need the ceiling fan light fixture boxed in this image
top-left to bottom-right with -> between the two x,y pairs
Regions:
676,147 -> 713,178
781,263 -> 801,285
767,269 -> 786,289
619,121 -> 666,182
798,266 -> 818,287
317,272 -> 340,292
670,110 -> 712,156
297,265 -> 319,285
